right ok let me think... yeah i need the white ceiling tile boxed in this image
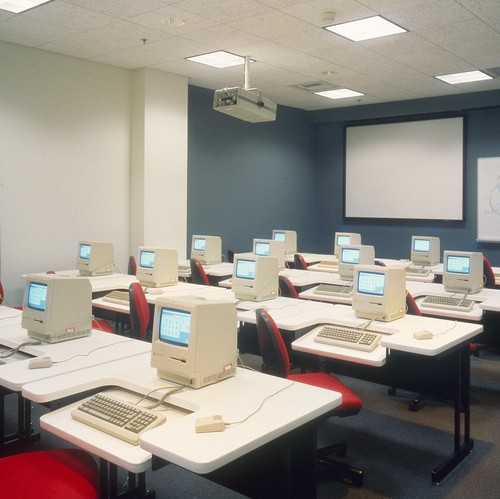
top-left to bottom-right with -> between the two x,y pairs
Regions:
0,0 -> 498,110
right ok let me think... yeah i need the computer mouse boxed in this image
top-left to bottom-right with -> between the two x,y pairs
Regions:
28,356 -> 53,369
413,330 -> 434,340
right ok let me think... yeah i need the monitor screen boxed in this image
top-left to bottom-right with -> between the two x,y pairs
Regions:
193,238 -> 206,251
413,238 -> 430,253
446,255 -> 470,274
356,270 -> 385,296
235,259 -> 256,280
273,232 -> 286,242
79,243 -> 91,260
159,307 -> 191,347
27,281 -> 47,311
341,247 -> 360,265
337,235 -> 351,246
254,241 -> 270,256
139,250 -> 155,269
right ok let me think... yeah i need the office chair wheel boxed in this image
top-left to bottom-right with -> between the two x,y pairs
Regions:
319,442 -> 348,459
409,394 -> 426,412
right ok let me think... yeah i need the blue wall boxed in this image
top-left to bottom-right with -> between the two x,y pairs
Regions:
188,85 -> 500,265
311,90 -> 500,264
187,86 -> 316,257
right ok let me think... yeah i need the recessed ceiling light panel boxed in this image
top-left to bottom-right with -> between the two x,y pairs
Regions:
186,51 -> 249,69
325,15 -> 406,42
0,0 -> 53,13
314,89 -> 364,100
435,70 -> 493,84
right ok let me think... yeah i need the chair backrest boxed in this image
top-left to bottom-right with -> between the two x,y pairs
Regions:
227,249 -> 235,263
128,255 -> 137,276
0,281 -> 3,305
406,290 -> 422,316
255,308 -> 290,378
129,282 -> 150,341
278,275 -> 299,298
294,253 -> 308,270
483,256 -> 496,289
190,258 -> 210,286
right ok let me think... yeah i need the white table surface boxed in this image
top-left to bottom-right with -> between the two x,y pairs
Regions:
292,308 -> 483,363
0,306 -> 150,391
33,356 -> 341,475
23,270 -> 138,294
93,281 -> 237,314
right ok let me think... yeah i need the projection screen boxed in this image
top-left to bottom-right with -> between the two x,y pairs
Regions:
344,116 -> 464,220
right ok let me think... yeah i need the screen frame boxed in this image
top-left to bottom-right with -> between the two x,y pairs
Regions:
344,114 -> 465,222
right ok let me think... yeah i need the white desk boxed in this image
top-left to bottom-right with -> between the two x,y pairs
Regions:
0,326 -> 151,392
24,270 -> 137,294
291,307 -> 481,485
218,268 -> 345,290
30,356 -> 341,498
309,258 -> 436,282
299,280 -> 497,321
432,263 -> 500,286
293,309 -> 481,360
92,281 -> 237,316
286,253 -> 337,266
406,281 -> 500,320
178,261 -> 233,280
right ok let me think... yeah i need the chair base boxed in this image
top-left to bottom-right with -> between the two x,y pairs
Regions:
318,443 -> 364,487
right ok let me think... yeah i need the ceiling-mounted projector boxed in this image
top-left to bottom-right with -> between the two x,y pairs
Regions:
213,87 -> 277,123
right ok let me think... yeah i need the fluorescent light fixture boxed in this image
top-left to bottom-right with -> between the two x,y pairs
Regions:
325,15 -> 406,41
0,0 -> 52,13
435,70 -> 493,84
314,89 -> 364,100
186,51 -> 249,69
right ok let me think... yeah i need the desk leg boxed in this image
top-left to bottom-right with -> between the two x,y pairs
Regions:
431,344 -> 474,484
0,390 -> 40,455
206,421 -> 318,498
99,458 -> 154,498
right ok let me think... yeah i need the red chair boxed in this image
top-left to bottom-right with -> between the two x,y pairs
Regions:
0,281 -> 4,305
227,249 -> 236,264
278,275 -> 299,299
293,253 -> 308,270
92,319 -> 114,333
483,256 -> 496,288
255,308 -> 364,486
0,449 -> 99,499
190,258 -> 210,286
129,282 -> 150,341
128,255 -> 137,276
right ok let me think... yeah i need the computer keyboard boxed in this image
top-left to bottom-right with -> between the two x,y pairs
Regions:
315,260 -> 338,269
405,266 -> 431,277
102,290 -> 129,304
313,325 -> 382,352
421,295 -> 474,312
313,283 -> 353,296
71,393 -> 166,445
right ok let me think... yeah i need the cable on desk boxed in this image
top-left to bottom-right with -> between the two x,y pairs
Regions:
224,380 -> 295,428
0,340 -> 41,359
135,384 -> 187,410
433,320 -> 458,337
52,338 -> 135,365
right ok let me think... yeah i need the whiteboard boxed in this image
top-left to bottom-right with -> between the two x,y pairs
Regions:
477,157 -> 500,242
345,116 -> 464,220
